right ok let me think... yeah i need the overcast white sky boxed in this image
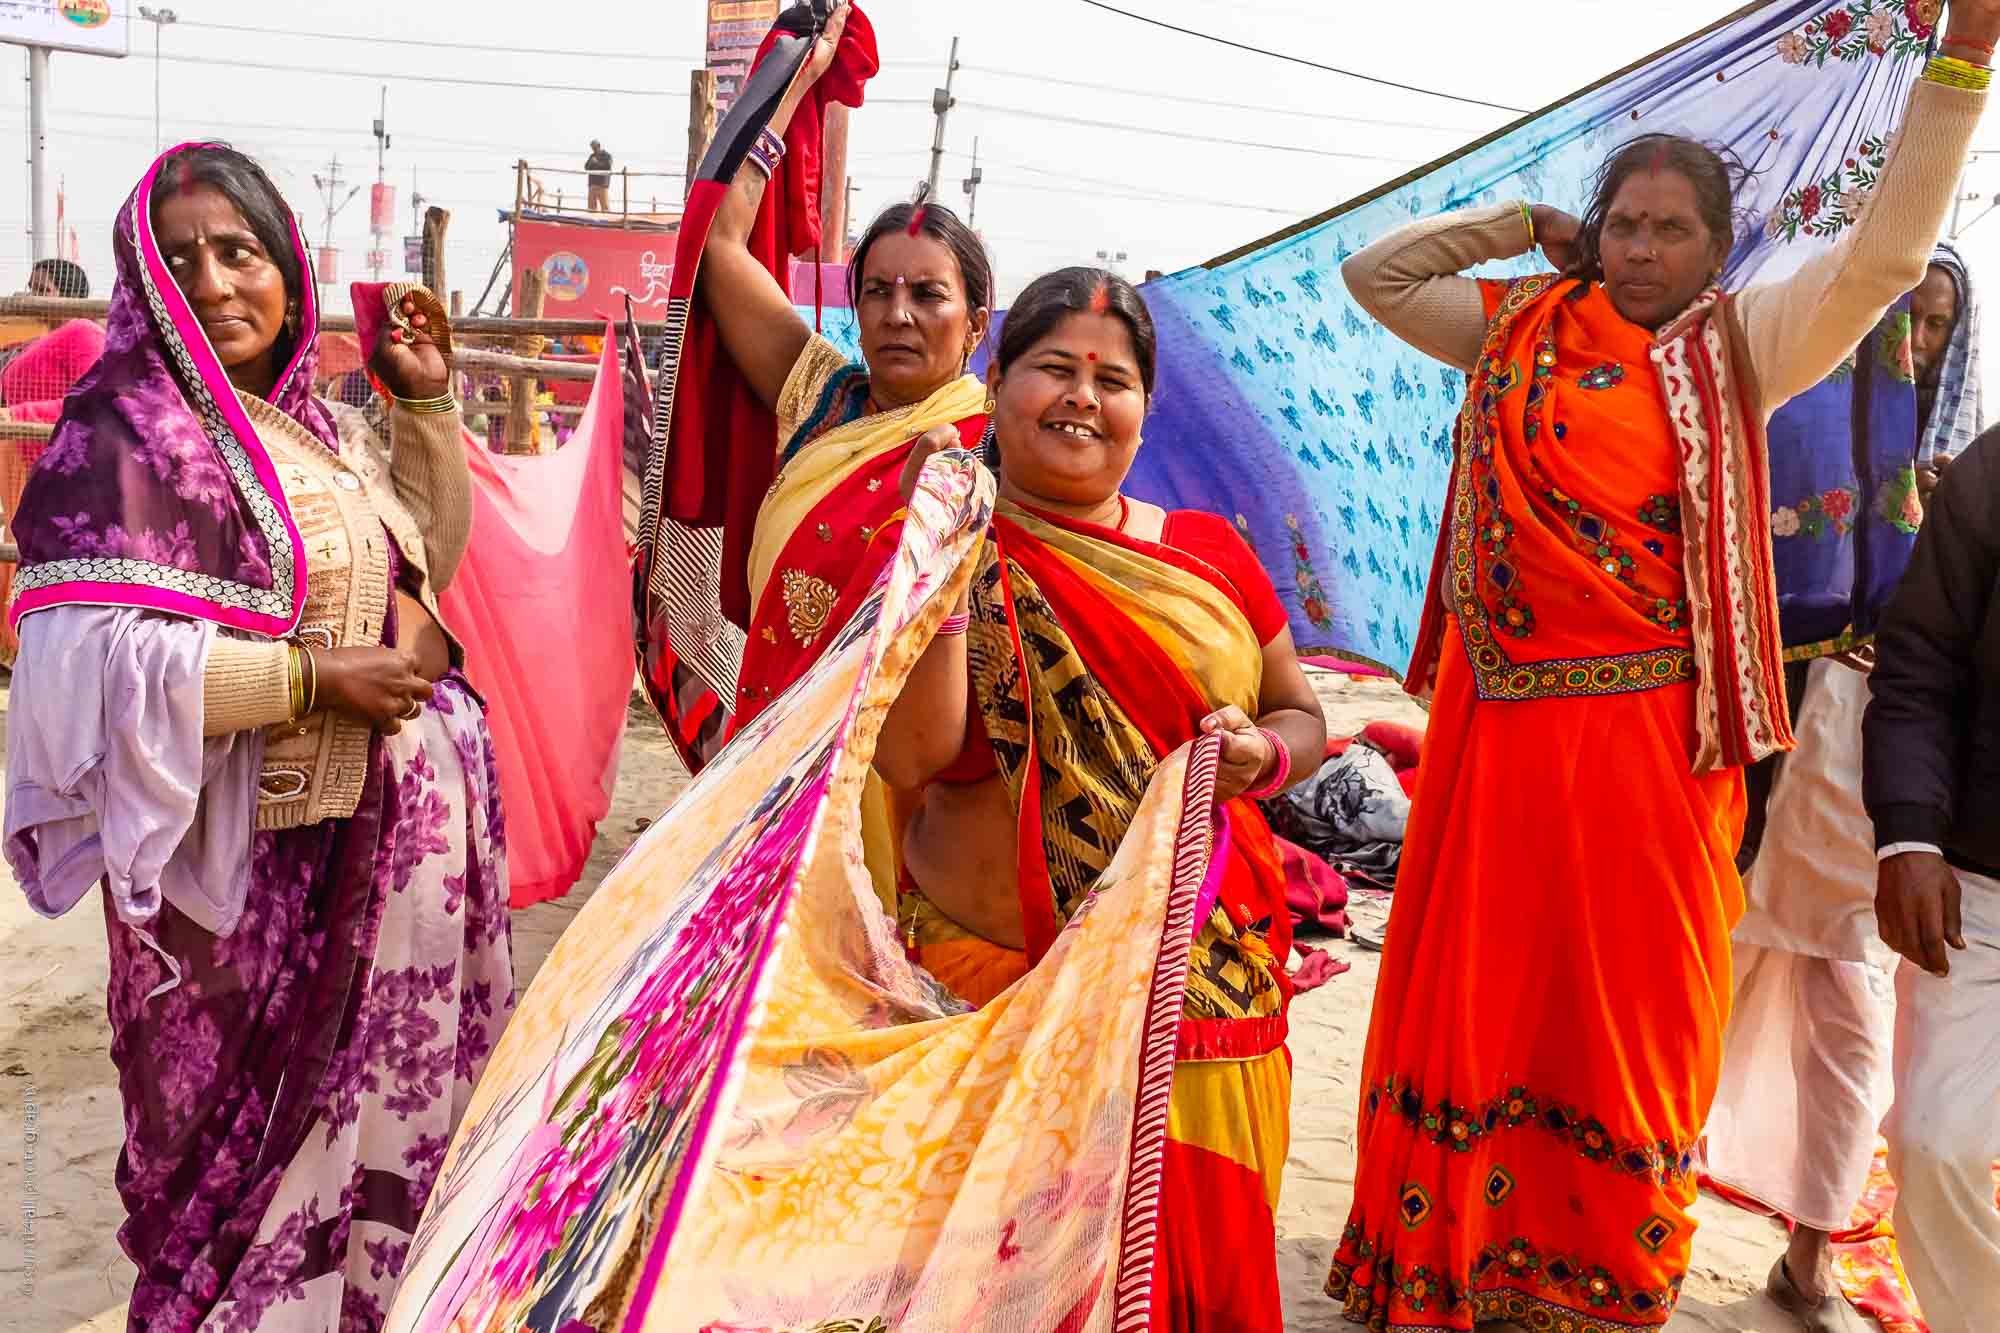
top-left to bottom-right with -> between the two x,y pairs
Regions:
7,0 -> 2000,313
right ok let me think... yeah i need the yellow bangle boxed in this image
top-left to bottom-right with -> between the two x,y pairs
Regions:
1923,55 -> 1994,92
1519,201 -> 1536,250
286,644 -> 305,721
393,392 -> 459,415
300,644 -> 318,716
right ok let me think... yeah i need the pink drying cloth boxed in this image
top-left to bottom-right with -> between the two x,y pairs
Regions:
1,319 -> 105,406
438,330 -> 631,906
1300,653 -> 1393,680
1290,945 -> 1351,993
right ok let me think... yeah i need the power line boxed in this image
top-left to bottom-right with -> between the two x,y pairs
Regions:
10,2 -> 932,67
1072,0 -> 1528,114
0,109 -> 674,166
928,148 -> 1307,216
155,51 -> 684,96
956,100 -> 1417,164
958,62 -> 1493,136
175,17 -> 703,63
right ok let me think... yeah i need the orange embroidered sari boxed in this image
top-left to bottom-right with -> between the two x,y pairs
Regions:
1327,278 -> 1747,1330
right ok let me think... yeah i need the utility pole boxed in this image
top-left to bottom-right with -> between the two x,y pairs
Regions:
369,86 -> 391,282
924,36 -> 960,201
312,153 -> 361,289
26,46 -> 52,263
313,155 -> 358,249
408,169 -> 427,276
137,6 -> 178,153
961,137 -> 983,227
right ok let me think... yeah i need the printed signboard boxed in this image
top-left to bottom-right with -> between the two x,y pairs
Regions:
0,0 -> 130,57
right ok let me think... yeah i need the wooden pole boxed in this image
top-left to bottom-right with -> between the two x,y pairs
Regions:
421,205 -> 450,299
688,69 -> 719,197
504,265 -> 549,454
454,347 -> 596,381
820,103 -> 852,262
0,294 -> 661,338
449,290 -> 464,319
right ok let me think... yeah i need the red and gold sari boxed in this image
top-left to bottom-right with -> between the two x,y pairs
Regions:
901,502 -> 1298,1332
741,338 -> 1301,1329
1327,278 -> 1750,1330
732,343 -> 989,734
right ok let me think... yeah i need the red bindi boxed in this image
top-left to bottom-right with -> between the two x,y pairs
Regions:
1086,351 -> 1098,362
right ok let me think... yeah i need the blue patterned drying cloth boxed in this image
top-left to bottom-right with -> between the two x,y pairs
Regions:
1766,302 -> 1919,650
1121,0 -> 1936,674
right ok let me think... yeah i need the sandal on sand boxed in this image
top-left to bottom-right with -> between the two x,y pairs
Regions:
1767,1257 -> 1877,1333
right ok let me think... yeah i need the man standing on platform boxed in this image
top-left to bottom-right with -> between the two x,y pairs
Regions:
586,140 -> 613,213
1865,421 -> 2000,1331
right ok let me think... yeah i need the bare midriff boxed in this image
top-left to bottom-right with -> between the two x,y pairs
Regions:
395,590 -> 451,681
901,773 -> 1027,949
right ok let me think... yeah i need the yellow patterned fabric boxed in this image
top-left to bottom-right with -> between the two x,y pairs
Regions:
385,455 -> 1228,1333
953,502 -> 1286,1029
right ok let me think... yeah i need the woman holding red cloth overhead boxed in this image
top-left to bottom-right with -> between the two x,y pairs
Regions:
636,0 -> 995,770
1324,10 -> 1998,1329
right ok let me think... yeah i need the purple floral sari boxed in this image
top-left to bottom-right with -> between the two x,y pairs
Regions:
105,676 -> 513,1333
4,144 -> 517,1332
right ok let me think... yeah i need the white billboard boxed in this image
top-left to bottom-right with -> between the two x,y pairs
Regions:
0,0 -> 130,57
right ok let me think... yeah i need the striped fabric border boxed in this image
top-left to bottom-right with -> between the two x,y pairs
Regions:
635,293 -> 689,565
1111,733 -> 1222,1331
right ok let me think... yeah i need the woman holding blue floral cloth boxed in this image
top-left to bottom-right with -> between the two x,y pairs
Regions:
4,144 -> 512,1332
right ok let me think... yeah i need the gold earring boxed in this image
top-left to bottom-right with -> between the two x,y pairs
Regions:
982,395 -> 997,414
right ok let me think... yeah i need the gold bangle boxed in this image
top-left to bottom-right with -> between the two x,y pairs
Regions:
393,392 -> 459,415
300,644 -> 318,716
1923,55 -> 1994,92
1518,200 -> 1536,250
286,644 -> 304,722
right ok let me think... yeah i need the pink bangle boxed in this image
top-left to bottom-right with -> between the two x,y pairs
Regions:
936,611 -> 970,637
1243,726 -> 1292,799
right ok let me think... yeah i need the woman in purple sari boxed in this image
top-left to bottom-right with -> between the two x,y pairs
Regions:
3,144 -> 513,1331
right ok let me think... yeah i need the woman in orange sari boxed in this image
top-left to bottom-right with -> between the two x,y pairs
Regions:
1324,28 -> 1993,1332
871,267 -> 1327,1330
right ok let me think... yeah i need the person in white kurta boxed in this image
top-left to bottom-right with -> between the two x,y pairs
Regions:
1705,657 -> 1891,1332
1706,248 -> 1983,1332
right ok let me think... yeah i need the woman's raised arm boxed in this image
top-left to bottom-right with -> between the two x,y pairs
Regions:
699,4 -> 852,408
1340,203 -> 1538,373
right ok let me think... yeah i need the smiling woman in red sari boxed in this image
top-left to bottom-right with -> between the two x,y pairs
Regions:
869,268 -> 1328,1332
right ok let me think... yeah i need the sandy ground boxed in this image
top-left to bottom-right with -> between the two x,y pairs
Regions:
0,672 -> 1821,1333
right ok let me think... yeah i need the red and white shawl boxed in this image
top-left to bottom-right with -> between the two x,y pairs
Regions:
1649,287 -> 1796,773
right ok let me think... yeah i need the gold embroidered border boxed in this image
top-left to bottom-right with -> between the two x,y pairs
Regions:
1447,275 -> 1694,705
